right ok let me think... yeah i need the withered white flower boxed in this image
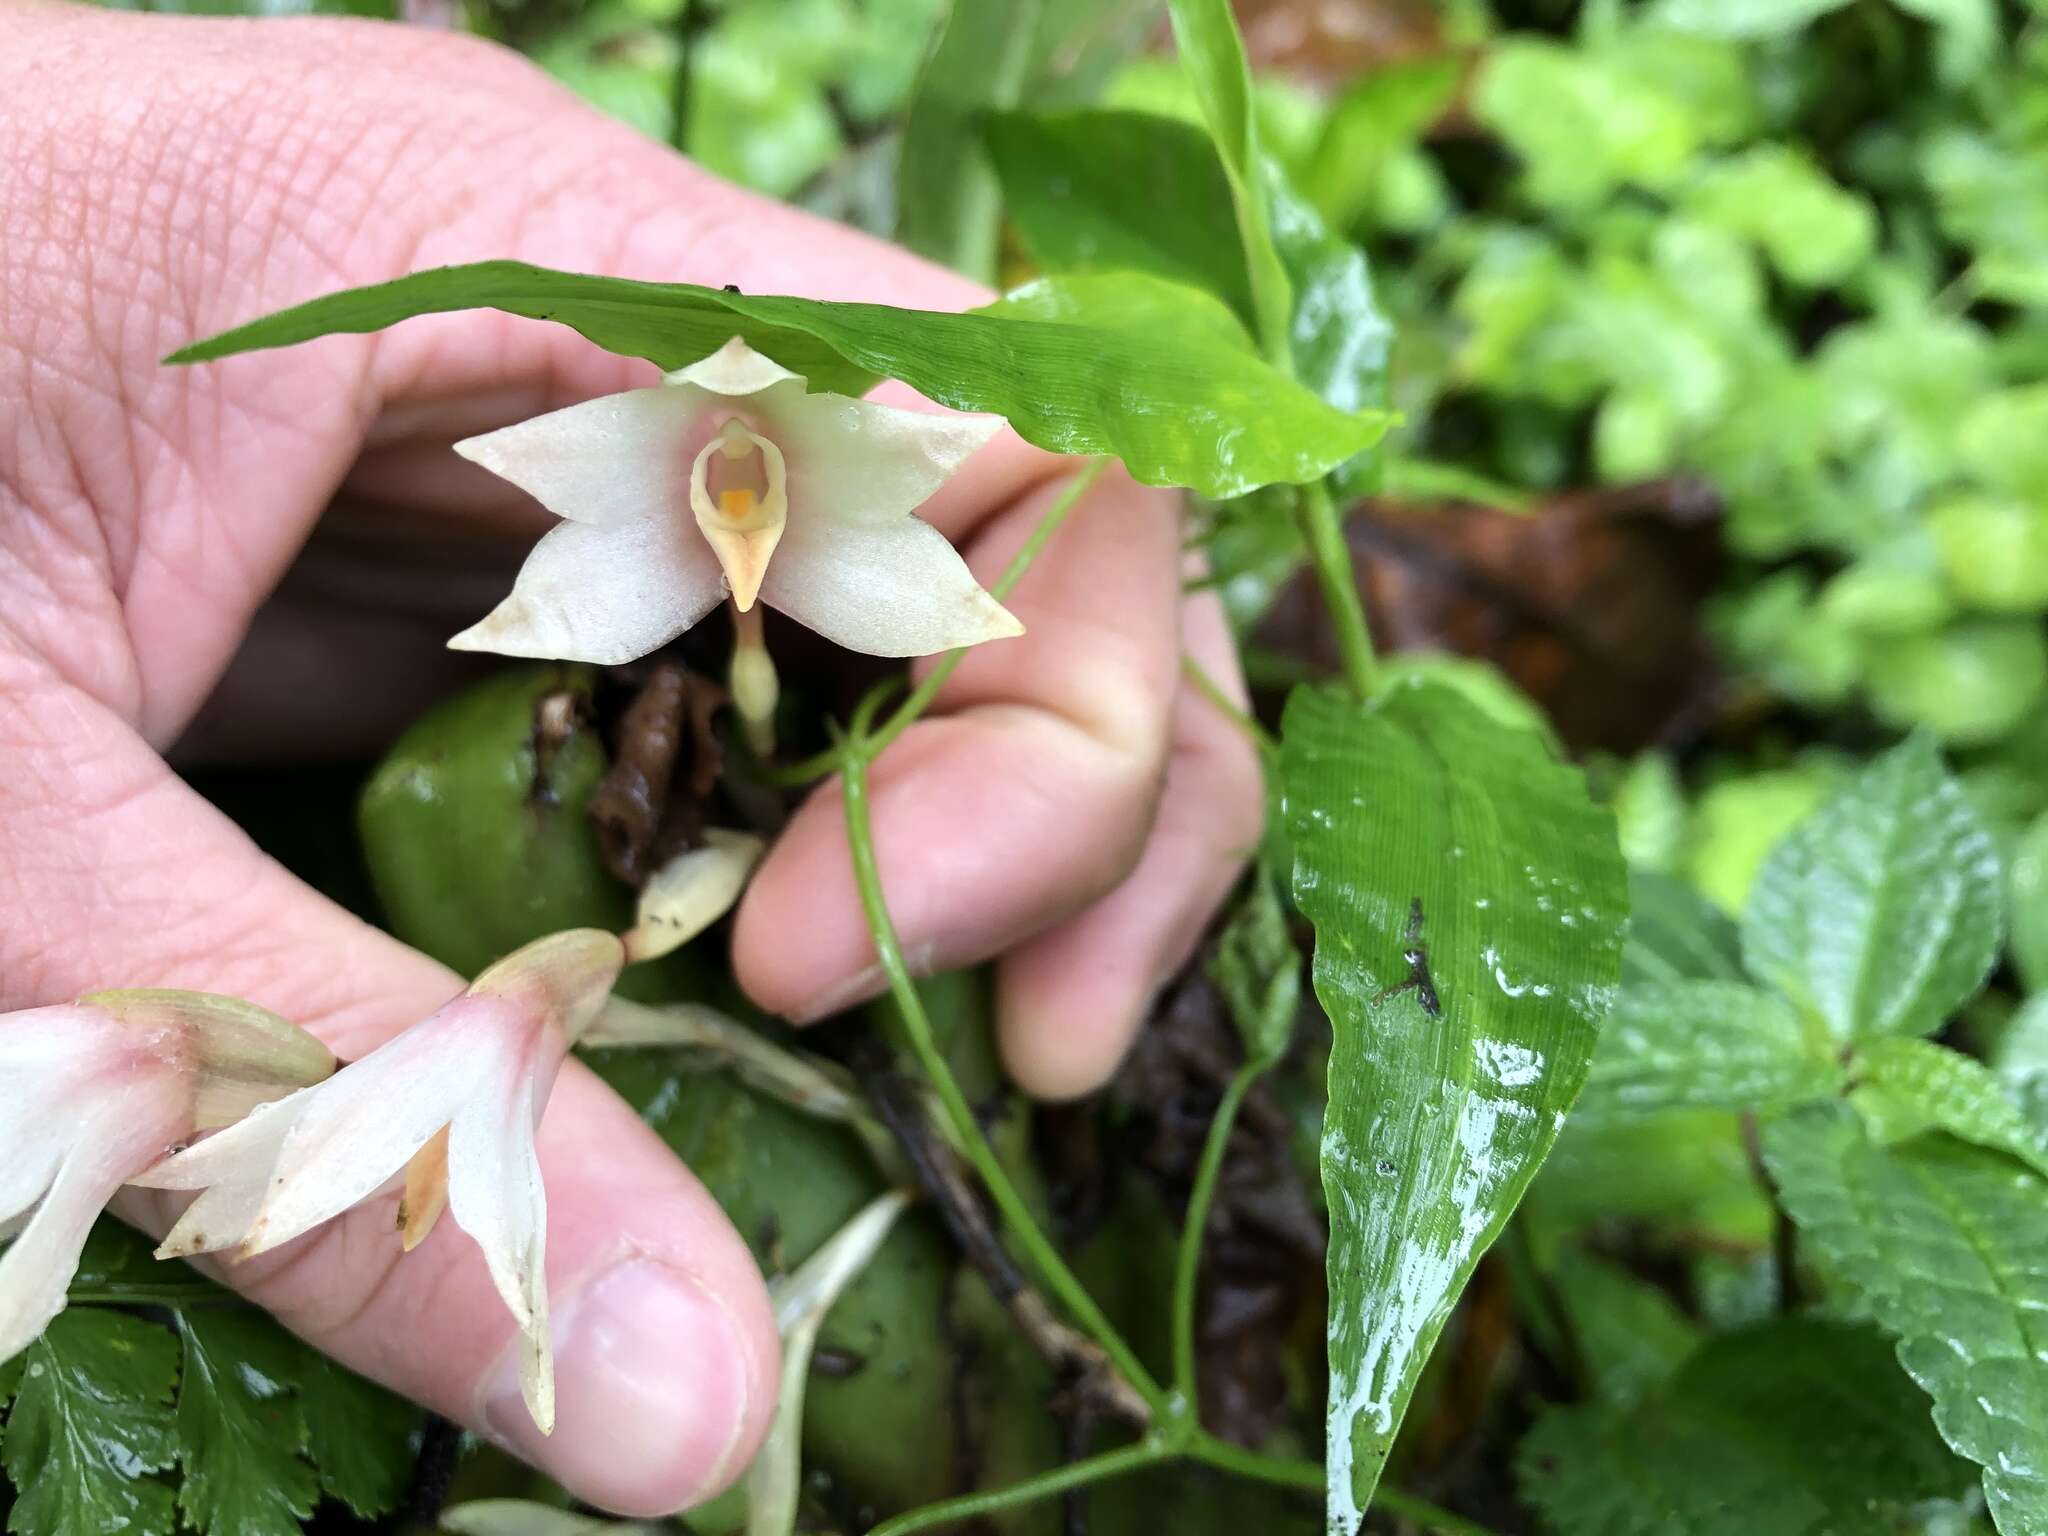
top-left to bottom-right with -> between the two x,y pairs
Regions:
448,337 -> 1022,663
0,992 -> 334,1363
132,931 -> 627,1434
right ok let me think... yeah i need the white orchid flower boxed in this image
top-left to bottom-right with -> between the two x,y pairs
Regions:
448,337 -> 1022,663
132,930 -> 627,1435
0,992 -> 335,1363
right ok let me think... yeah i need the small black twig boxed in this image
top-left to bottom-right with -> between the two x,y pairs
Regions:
373,1412 -> 463,1534
866,1070 -> 1152,1429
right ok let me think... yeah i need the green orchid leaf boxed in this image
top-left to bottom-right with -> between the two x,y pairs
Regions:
168,261 -> 1380,499
1282,678 -> 1626,1531
1577,979 -> 1840,1121
1163,0 -> 1293,359
1740,736 -> 2003,1041
982,107 -> 1392,496
1519,1315 -> 1967,1536
982,108 -> 1255,321
1765,1105 -> 2048,1533
3,1310 -> 179,1536
1851,1036 -> 2048,1180
173,1310 -> 318,1536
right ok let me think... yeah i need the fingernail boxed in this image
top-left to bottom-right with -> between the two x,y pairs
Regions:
476,1255 -> 755,1516
786,943 -> 939,1026
785,962 -> 886,1026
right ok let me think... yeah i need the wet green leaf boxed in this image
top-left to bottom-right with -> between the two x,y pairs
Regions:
1519,1315 -> 1966,1536
359,666 -> 630,981
1765,1106 -> 2048,1533
169,261 -> 1379,499
1850,1036 -> 2048,1180
173,1310 -> 317,1536
1283,679 -> 1626,1531
1684,146 -> 1877,287
3,1310 -> 179,1536
1578,980 -> 1839,1120
1740,737 -> 2003,1041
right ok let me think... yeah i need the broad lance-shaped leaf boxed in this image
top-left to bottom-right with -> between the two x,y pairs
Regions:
175,1310 -> 318,1536
983,109 -> 1256,321
1765,1104 -> 2048,1532
1575,979 -> 1840,1121
2,1309 -> 179,1536
168,264 -> 1385,501
983,107 -> 1393,498
1741,735 -> 2002,1041
1164,0 -> 1294,359
1282,679 -> 1626,1532
1518,1316 -> 1968,1536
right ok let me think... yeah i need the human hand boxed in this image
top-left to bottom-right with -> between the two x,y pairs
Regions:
0,3 -> 1260,1516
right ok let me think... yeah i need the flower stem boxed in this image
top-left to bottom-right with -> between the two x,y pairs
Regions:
766,456 -> 1111,787
1370,1488 -> 1502,1536
1187,1433 -> 1322,1492
1171,1059 -> 1263,1398
838,730 -> 1167,1414
1293,480 -> 1378,701
865,1441 -> 1168,1536
1181,654 -> 1277,759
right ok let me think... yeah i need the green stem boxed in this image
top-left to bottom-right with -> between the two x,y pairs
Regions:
767,456 -> 1111,787
839,737 -> 1167,1413
1187,1434 -> 1321,1491
1182,655 -> 1277,759
1172,1060 -> 1263,1398
1294,480 -> 1377,701
1370,1487 -> 1502,1536
865,1442 -> 1167,1536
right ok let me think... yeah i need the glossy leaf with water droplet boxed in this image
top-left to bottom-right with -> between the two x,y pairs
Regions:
1765,1104 -> 2048,1533
1740,735 -> 2003,1042
1282,679 -> 1626,1532
1850,1035 -> 2048,1181
167,263 -> 1383,501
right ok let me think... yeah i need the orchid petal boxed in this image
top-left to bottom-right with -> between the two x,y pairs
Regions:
760,509 -> 1024,658
139,1097 -> 301,1259
0,1083 -> 185,1361
662,336 -> 803,397
454,387 -> 699,530
759,391 -> 1004,530
231,1012 -> 482,1257
449,516 -> 727,665
447,1054 -> 553,1432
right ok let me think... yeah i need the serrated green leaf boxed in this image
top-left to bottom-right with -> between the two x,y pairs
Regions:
4,1310 -> 179,1536
168,262 -> 1381,500
1851,1037 -> 2048,1180
295,1351 -> 421,1520
1163,0 -> 1293,360
983,108 -> 1254,320
1520,1315 -> 1966,1536
1621,870 -> 1746,986
173,1310 -> 317,1536
1578,979 -> 1839,1121
1765,1106 -> 2048,1532
1740,737 -> 2004,1041
1283,679 -> 1626,1531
